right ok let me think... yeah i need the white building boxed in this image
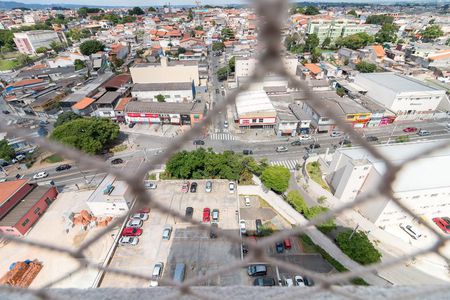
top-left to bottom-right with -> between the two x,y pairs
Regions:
131,82 -> 194,102
235,56 -> 298,83
13,30 -> 62,55
327,140 -> 450,226
235,90 -> 277,127
354,72 -> 448,121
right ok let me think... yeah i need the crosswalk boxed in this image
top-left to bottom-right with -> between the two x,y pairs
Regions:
209,133 -> 236,141
270,159 -> 302,170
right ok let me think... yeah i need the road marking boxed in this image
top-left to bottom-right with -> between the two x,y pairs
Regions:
270,160 -> 301,170
209,133 -> 236,141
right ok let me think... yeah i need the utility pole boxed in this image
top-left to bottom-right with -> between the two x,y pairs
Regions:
386,123 -> 398,145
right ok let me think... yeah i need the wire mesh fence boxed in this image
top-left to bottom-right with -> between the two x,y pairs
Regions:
1,0 -> 450,299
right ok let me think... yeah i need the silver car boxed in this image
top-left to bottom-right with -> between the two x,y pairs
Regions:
205,181 -> 212,193
132,213 -> 149,221
126,218 -> 143,228
119,236 -> 139,246
162,226 -> 172,240
150,262 -> 164,287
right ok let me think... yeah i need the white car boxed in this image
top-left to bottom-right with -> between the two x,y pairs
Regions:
298,134 -> 312,141
119,236 -> 139,246
223,120 -> 229,128
244,196 -> 251,207
276,146 -> 288,152
399,223 -> 422,239
285,278 -> 294,287
145,182 -> 157,189
229,182 -> 235,193
162,226 -> 172,240
239,220 -> 247,234
150,262 -> 164,287
330,131 -> 343,137
294,275 -> 305,287
132,213 -> 149,221
33,171 -> 48,179
127,218 -> 143,228
12,154 -> 26,163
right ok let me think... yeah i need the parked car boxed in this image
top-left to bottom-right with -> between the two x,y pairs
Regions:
181,181 -> 190,193
33,171 -> 48,179
211,209 -> 219,222
399,223 -> 422,239
111,158 -> 123,165
55,164 -> 71,172
2,110 -> 10,114
203,208 -> 211,222
290,140 -> 302,146
150,262 -> 164,287
308,143 -> 321,150
132,213 -> 149,221
121,227 -> 142,237
162,226 -> 172,240
240,220 -> 247,234
253,278 -> 275,286
12,154 -> 26,163
137,207 -> 150,214
215,88 -> 219,94
255,219 -> 262,236
276,146 -> 288,152
298,134 -> 311,141
294,275 -> 305,287
247,264 -> 267,277
243,149 -> 253,155
283,238 -> 292,249
128,122 -> 136,128
303,276 -> 315,286
185,207 -> 194,219
433,217 -> 450,233
366,136 -> 379,142
339,139 -> 351,146
145,182 -> 157,189
229,182 -> 235,193
210,223 -> 218,239
285,278 -> 294,287
330,131 -> 343,137
205,181 -> 212,193
275,242 -> 284,253
245,196 -> 251,206
223,120 -> 229,128
190,182 -> 198,193
417,129 -> 431,136
119,236 -> 139,246
126,218 -> 143,228
193,140 -> 205,145
403,127 -> 417,133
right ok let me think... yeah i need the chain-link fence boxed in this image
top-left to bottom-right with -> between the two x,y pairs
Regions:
1,0 -> 450,299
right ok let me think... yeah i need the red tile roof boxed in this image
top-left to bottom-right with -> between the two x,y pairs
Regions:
115,97 -> 132,111
0,179 -> 28,206
304,63 -> 321,75
72,97 -> 95,110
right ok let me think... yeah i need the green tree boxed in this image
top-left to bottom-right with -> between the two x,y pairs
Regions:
129,6 -> 145,15
50,117 -> 119,155
228,56 -> 235,72
155,94 -> 165,102
195,25 -> 204,31
17,53 -> 32,66
311,48 -> 321,63
321,37 -> 331,49
365,14 -> 394,25
375,23 -> 398,44
177,47 -> 186,57
55,111 -> 82,127
336,230 -> 382,265
212,41 -> 225,52
446,38 -> 450,46
79,40 -> 105,56
0,139 -> 15,161
336,87 -> 346,97
217,66 -> 229,81
74,59 -> 86,71
304,206 -> 336,233
221,27 -> 234,40
148,7 -> 156,12
187,8 -> 193,21
347,9 -> 358,17
305,33 -> 319,52
286,190 -> 307,213
36,46 -> 48,54
49,41 -> 63,52
0,30 -> 15,50
356,61 -> 377,73
304,6 -> 320,15
290,6 -> 305,15
260,165 -> 290,194
335,32 -> 374,50
421,25 -> 444,41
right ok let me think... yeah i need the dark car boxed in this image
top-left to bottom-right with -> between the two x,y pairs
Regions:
247,265 -> 267,277
185,207 -> 194,219
190,182 -> 198,193
366,136 -> 379,142
128,122 -> 136,128
339,139 -> 351,146
308,143 -> 321,150
215,88 -> 219,94
255,219 -> 262,236
275,242 -> 284,253
210,223 -> 218,239
303,276 -> 315,286
55,164 -> 71,172
193,140 -> 205,145
290,140 -> 302,146
111,158 -> 123,165
2,110 -> 10,114
253,278 -> 276,286
242,244 -> 249,255
243,149 -> 253,155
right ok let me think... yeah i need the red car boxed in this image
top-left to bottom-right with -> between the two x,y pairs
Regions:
403,127 -> 417,133
137,207 -> 150,214
433,218 -> 450,233
203,208 -> 210,222
122,227 -> 143,236
181,181 -> 190,193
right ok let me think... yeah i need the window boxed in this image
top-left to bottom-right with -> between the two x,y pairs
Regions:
164,95 -> 170,99
45,198 -> 52,205
259,118 -> 263,123
22,219 -> 30,227
175,95 -> 181,98
119,208 -> 125,211
34,207 -> 40,214
252,119 -> 257,123
412,195 -> 420,199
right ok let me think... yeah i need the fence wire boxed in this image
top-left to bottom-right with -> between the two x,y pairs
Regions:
1,0 -> 450,298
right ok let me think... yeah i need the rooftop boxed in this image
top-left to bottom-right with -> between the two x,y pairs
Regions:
0,179 -> 28,207
132,82 -> 192,92
95,92 -> 122,105
125,101 -> 205,114
357,72 -> 438,93
235,90 -> 276,116
72,97 -> 96,110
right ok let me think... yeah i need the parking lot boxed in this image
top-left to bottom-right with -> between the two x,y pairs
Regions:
101,179 -> 242,287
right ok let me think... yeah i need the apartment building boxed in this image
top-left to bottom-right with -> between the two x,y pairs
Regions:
306,19 -> 368,43
235,56 -> 298,83
13,30 -> 62,55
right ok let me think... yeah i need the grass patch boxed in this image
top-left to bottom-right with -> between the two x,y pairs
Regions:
44,154 -> 63,163
256,196 -> 271,208
111,144 -> 127,153
0,59 -> 19,71
299,234 -> 369,286
147,173 -> 157,180
306,161 -> 330,191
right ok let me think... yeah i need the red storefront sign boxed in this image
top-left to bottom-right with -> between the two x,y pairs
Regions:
127,113 -> 159,118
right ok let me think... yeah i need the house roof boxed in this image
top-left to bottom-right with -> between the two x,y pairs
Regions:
0,179 -> 28,207
357,72 -> 439,93
371,45 -> 385,58
125,101 -> 204,114
72,97 -> 95,110
132,82 -> 192,92
8,78 -> 44,88
96,91 -> 122,104
102,74 -> 132,89
304,63 -> 321,75
114,97 -> 132,111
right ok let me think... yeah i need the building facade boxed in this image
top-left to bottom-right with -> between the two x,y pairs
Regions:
131,82 -> 194,102
13,30 -> 62,55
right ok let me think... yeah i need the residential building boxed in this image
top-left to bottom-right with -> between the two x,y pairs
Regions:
94,91 -> 122,119
0,179 -> 58,236
234,90 -> 277,128
326,140 -> 450,226
354,72 -> 448,121
13,30 -> 62,55
72,97 -> 96,116
130,57 -> 200,85
114,97 -> 133,123
306,19 -> 370,43
131,82 -> 194,102
235,56 -> 298,83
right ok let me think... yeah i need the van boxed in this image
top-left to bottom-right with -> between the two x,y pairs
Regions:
283,238 -> 292,249
173,263 -> 186,283
243,149 -> 253,155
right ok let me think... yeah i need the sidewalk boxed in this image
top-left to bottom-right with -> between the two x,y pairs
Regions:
238,175 -> 390,286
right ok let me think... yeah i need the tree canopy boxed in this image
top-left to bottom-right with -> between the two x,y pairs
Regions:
304,6 -> 320,15
74,59 -> 86,71
217,66 -> 229,81
54,111 -> 83,127
365,14 -> 394,25
375,23 -> 398,44
336,230 -> 382,265
335,32 -> 374,50
155,94 -> 165,102
356,61 -> 377,73
51,117 -> 119,155
304,33 -> 320,52
261,165 -> 290,193
79,40 -> 105,56
221,27 -> 234,40
421,25 -> 444,41
347,9 -> 358,17
78,7 -> 103,18
129,6 -> 145,15
212,41 -> 225,52
0,139 -> 15,161
228,56 -> 235,72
